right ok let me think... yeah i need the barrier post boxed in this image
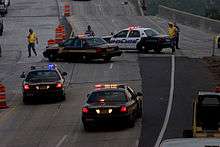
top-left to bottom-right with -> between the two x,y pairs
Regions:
0,84 -> 9,109
0,44 -> 2,57
212,36 -> 216,56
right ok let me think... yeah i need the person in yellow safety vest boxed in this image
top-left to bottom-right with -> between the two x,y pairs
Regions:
27,28 -> 38,57
168,22 -> 177,54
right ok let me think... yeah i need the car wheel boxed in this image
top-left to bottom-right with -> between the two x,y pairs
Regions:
137,44 -> 147,53
83,123 -> 92,131
48,54 -> 56,62
154,48 -> 162,53
183,130 -> 193,138
104,56 -> 111,62
137,103 -> 143,118
0,30 -> 3,36
61,95 -> 66,101
23,96 -> 29,104
128,114 -> 135,128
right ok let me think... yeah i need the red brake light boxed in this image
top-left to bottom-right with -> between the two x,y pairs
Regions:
56,83 -> 63,88
82,107 -> 89,113
24,84 -> 30,90
96,48 -> 103,53
214,86 -> 220,93
120,106 -> 127,112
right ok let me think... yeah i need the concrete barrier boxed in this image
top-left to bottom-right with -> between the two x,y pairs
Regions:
158,5 -> 220,34
59,16 -> 72,39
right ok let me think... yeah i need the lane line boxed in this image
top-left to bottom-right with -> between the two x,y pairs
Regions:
56,135 -> 68,147
0,107 -> 16,122
154,55 -> 175,147
109,63 -> 113,69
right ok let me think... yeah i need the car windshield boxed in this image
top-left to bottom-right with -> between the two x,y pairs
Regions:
197,95 -> 220,130
26,70 -> 61,82
86,37 -> 107,46
87,90 -> 127,103
144,29 -> 160,37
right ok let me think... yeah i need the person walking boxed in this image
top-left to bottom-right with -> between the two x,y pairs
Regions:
27,28 -> 38,57
168,22 -> 177,54
174,22 -> 180,49
85,25 -> 95,36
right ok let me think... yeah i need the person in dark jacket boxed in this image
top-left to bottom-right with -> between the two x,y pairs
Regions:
85,25 -> 95,36
174,22 -> 180,49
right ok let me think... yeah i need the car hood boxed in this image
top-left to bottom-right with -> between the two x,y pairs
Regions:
46,44 -> 60,49
154,34 -> 169,38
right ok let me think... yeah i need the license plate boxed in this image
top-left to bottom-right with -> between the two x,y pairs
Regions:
39,86 -> 47,90
100,109 -> 108,114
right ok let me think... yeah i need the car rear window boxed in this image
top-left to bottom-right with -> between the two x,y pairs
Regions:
87,90 -> 127,103
144,29 -> 160,37
26,70 -> 61,82
86,37 -> 107,46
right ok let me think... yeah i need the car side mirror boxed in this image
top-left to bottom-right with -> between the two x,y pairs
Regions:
61,72 -> 67,76
87,94 -> 90,97
110,32 -> 114,35
20,72 -> 25,78
137,92 -> 143,96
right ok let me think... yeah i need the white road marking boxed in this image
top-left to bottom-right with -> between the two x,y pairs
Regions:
56,135 -> 68,147
154,55 -> 175,147
109,63 -> 113,69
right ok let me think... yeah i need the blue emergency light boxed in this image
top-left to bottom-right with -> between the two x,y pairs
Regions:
48,64 -> 55,70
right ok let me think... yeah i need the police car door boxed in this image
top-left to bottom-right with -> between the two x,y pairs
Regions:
62,38 -> 75,58
110,30 -> 129,49
127,30 -> 141,49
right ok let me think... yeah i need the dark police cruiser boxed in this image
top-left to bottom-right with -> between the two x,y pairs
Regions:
103,26 -> 171,53
81,84 -> 143,131
20,64 -> 67,104
43,36 -> 122,62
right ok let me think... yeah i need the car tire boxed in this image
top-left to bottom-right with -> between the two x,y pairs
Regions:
0,30 -> 3,36
104,56 -> 111,62
48,54 -> 56,62
137,43 -> 147,53
154,48 -> 162,53
83,123 -> 92,131
137,103 -> 143,118
183,130 -> 193,138
128,114 -> 135,128
61,95 -> 66,101
23,96 -> 29,104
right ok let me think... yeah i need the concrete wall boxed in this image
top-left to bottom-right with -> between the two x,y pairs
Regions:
158,5 -> 220,34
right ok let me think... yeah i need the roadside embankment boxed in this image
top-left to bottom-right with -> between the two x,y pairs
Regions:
158,5 -> 220,34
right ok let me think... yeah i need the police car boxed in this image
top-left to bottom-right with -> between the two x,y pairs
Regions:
103,26 -> 171,53
20,64 -> 67,104
160,138 -> 220,147
81,84 -> 143,131
43,36 -> 122,62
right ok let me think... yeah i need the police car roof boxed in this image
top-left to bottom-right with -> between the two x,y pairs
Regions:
123,27 -> 151,31
198,91 -> 220,96
160,138 -> 220,147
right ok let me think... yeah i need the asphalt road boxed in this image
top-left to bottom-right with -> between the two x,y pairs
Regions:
0,0 -> 219,147
138,56 -> 217,147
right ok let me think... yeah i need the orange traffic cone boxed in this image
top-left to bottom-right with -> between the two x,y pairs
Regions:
47,39 -> 56,45
0,84 -> 9,109
64,4 -> 70,17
